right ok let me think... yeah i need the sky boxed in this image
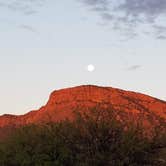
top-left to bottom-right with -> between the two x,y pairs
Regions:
0,0 -> 166,115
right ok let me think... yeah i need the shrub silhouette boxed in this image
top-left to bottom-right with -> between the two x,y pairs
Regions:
0,108 -> 165,166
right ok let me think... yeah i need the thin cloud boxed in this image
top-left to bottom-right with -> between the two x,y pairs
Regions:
24,10 -> 38,16
118,0 -> 166,22
153,25 -> 166,40
20,25 -> 38,34
81,0 -> 166,38
156,35 -> 166,40
0,0 -> 45,15
126,65 -> 142,71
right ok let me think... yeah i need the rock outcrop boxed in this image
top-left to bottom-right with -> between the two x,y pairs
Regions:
0,85 -> 166,138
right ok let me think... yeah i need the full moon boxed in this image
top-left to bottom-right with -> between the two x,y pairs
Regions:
87,64 -> 95,72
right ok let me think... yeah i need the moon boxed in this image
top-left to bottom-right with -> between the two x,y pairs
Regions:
87,64 -> 95,72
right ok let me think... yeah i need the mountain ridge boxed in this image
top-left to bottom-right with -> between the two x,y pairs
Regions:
1,85 -> 165,117
0,85 -> 165,138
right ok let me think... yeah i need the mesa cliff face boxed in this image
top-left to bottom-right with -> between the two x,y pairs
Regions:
0,85 -> 166,138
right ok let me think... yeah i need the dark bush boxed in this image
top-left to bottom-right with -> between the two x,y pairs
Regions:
0,109 -> 165,166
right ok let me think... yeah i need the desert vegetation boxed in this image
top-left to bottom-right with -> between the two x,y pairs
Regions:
0,109 -> 165,166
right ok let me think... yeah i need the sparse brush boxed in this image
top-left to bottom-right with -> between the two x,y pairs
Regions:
0,108 -> 165,166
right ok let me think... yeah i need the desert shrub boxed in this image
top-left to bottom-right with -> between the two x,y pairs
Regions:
0,109 -> 165,166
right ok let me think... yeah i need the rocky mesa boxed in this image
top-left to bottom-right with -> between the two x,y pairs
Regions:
0,85 -> 166,138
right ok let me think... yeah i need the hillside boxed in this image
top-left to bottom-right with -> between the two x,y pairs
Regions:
0,85 -> 166,138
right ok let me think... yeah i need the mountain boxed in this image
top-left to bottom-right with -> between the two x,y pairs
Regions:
0,85 -> 166,138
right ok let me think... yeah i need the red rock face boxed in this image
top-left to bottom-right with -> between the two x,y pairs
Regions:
0,85 -> 166,138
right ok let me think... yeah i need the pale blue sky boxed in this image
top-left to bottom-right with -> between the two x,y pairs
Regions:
0,0 -> 166,115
